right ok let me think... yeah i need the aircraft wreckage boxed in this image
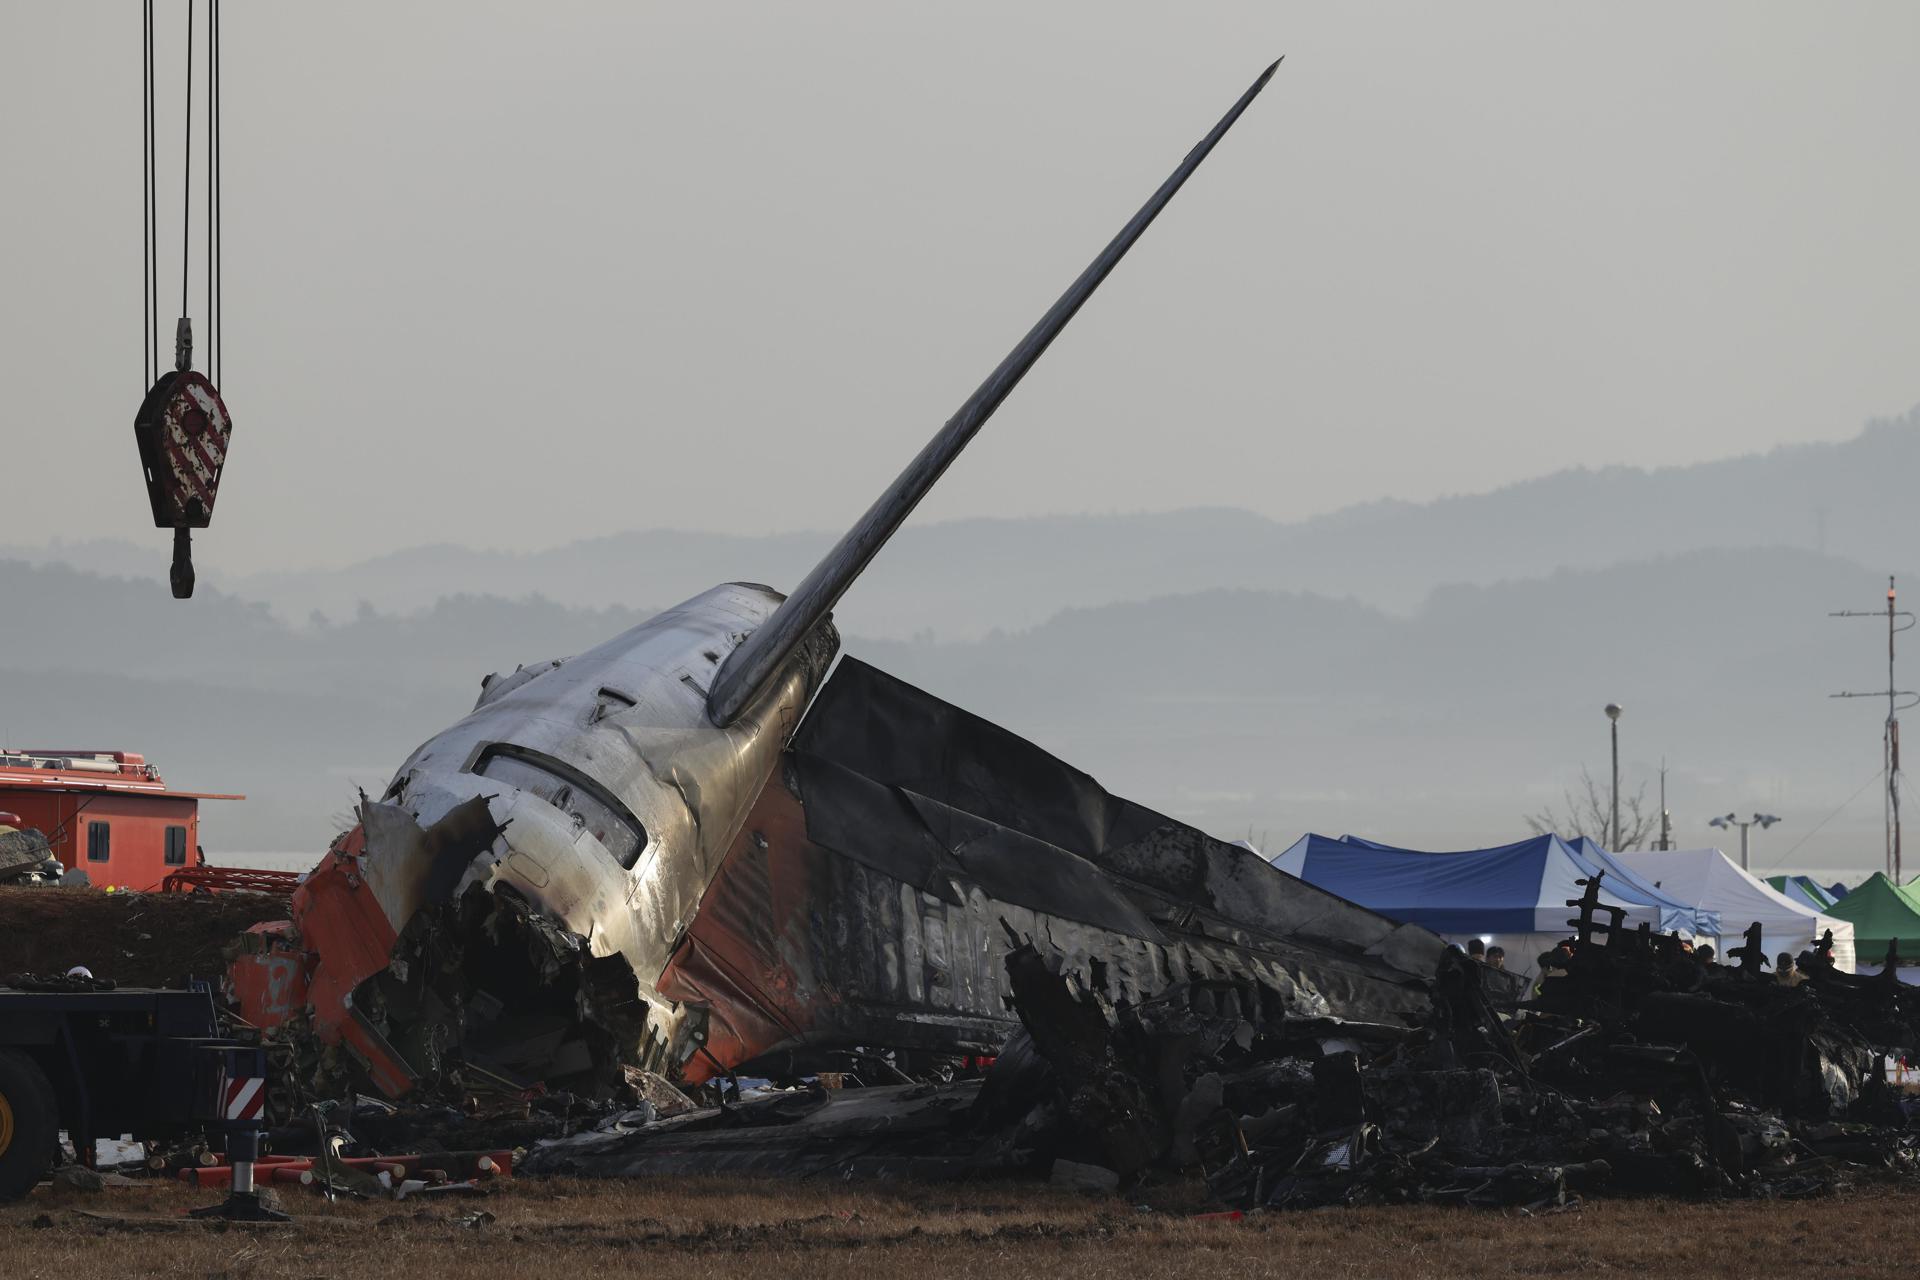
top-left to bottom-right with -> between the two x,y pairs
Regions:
231,60 -> 1523,1101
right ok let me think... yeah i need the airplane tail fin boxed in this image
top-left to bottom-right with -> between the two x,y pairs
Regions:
708,59 -> 1282,726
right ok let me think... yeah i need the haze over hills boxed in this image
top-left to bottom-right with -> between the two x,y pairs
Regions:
2,410 -> 1915,870
0,549 -> 1904,870
10,407 -> 1917,638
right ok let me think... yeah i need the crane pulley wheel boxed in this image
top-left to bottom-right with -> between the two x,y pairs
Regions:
134,364 -> 232,599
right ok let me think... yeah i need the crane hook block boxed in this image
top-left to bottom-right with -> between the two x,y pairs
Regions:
134,369 -> 232,600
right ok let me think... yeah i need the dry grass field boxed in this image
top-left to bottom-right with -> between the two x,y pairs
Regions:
3,1175 -> 1917,1280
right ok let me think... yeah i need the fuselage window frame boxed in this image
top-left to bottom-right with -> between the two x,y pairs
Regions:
470,744 -> 649,871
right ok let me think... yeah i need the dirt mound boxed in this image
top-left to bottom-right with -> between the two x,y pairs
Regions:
0,886 -> 288,988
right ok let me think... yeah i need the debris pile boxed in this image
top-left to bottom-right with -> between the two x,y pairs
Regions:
330,882 -> 652,1102
0,825 -> 59,885
522,879 -> 1920,1211
241,852 -> 657,1109
988,881 -> 1920,1209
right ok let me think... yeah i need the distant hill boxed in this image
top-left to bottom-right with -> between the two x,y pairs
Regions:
0,545 -> 1904,867
11,409 -> 1919,639
0,561 -> 654,701
16,405 -> 1914,641
855,547 -> 1906,861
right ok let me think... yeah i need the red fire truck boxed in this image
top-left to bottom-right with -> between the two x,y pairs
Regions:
0,750 -> 242,892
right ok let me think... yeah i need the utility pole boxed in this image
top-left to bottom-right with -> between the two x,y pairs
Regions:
1832,577 -> 1916,881
1605,703 -> 1623,850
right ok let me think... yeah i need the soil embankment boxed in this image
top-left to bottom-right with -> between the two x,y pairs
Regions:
0,886 -> 287,986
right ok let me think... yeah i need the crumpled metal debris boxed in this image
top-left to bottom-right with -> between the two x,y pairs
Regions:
296,881 -> 653,1102
987,876 -> 1920,1210
514,879 -> 1920,1212
523,1080 -> 989,1180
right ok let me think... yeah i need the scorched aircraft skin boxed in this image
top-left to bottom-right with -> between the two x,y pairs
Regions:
233,61 -> 1498,1098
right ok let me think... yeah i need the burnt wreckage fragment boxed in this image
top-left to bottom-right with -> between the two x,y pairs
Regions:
1024,875 -> 1920,1207
530,878 -> 1920,1210
244,659 -> 1484,1103
654,659 -> 1484,1083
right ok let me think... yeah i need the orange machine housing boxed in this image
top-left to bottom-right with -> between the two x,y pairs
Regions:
0,749 -> 243,891
228,825 -> 420,1098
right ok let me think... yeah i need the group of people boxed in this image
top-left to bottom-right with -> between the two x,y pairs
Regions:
1463,937 -> 1506,970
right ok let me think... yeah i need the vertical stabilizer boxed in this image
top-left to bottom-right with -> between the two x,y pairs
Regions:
708,59 -> 1282,725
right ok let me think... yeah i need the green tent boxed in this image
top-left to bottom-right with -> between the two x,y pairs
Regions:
1827,872 -> 1920,965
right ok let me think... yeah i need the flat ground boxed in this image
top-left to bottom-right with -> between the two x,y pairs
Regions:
2,1176 -> 1915,1280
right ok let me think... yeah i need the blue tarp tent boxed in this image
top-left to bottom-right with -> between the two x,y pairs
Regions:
1270,833 -> 1725,980
1271,834 -> 1719,937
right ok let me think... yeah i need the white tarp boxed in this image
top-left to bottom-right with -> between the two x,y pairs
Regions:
1610,847 -> 1857,973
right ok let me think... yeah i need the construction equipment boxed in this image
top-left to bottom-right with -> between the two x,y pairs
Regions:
0,980 -> 280,1216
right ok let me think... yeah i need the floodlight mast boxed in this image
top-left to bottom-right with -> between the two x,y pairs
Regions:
1832,576 -> 1919,880
1709,812 -> 1781,872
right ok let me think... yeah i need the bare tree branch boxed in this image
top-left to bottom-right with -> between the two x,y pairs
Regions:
1524,766 -> 1657,850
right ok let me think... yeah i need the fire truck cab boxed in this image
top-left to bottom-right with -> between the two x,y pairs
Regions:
0,751 -> 242,892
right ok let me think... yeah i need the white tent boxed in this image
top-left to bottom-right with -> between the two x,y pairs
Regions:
1611,847 -> 1857,973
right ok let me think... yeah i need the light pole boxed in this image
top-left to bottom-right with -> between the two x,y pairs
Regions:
1605,703 -> 1623,850
1657,760 -> 1673,851
1709,812 -> 1781,871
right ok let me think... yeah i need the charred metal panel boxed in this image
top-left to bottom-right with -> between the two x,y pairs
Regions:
659,661 -> 1480,1082
795,661 -> 1465,987
794,658 -> 1154,855
795,661 -> 1442,967
895,788 -> 1166,940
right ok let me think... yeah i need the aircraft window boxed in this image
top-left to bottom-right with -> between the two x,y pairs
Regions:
589,687 -> 637,724
474,746 -> 648,870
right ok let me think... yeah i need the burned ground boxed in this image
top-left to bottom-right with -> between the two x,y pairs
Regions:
0,886 -> 286,987
4,1176 -> 1919,1280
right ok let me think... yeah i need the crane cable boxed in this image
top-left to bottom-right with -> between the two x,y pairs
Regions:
142,0 -> 154,386
180,0 -> 190,336
136,0 -> 229,600
214,0 -> 222,386
141,0 -> 220,386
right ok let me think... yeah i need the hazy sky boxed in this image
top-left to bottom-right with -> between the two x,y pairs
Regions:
5,3 -> 1918,575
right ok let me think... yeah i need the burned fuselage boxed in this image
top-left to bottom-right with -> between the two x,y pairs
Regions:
355,584 -> 838,1074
